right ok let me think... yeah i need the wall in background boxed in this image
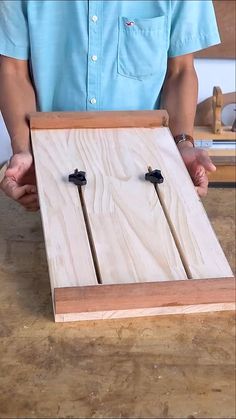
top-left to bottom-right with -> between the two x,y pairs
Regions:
0,58 -> 235,165
195,59 -> 235,102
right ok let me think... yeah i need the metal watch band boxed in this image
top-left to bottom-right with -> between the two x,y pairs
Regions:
174,133 -> 194,146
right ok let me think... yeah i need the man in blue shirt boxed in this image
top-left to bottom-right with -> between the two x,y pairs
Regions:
0,1 -> 219,210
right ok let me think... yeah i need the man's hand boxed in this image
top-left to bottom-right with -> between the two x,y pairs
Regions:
178,142 -> 216,197
0,152 -> 39,211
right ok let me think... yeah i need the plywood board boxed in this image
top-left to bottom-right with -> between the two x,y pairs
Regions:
134,127 -> 233,279
31,132 -> 98,291
32,128 -> 187,285
30,111 -> 234,322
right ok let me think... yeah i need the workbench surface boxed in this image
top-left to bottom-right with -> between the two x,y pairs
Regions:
0,189 -> 235,419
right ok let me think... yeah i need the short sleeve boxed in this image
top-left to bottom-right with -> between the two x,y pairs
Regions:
0,1 -> 29,60
168,0 -> 220,57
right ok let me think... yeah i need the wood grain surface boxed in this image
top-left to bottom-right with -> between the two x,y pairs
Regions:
0,163 -> 7,184
0,187 -> 235,418
54,277 -> 235,317
31,130 -> 97,290
135,127 -> 233,279
194,126 -> 236,141
32,128 -> 187,286
208,165 -> 236,183
30,110 -> 169,130
31,120 -> 233,322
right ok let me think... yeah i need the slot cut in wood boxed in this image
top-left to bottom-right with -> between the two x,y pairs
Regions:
78,186 -> 102,285
147,166 -> 193,280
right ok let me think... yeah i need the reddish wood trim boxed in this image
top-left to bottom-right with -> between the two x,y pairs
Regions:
54,277 -> 235,315
29,110 -> 169,130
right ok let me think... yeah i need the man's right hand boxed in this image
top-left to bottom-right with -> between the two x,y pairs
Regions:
0,152 -> 39,211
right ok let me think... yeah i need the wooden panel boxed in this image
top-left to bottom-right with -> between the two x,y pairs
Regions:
209,165 -> 236,183
33,128 -> 187,285
138,127 -> 233,279
30,111 -> 234,322
54,277 -> 235,316
32,126 -> 233,283
31,130 -> 98,290
29,110 -> 169,130
193,126 -> 236,141
210,155 -> 235,166
194,126 -> 236,141
195,1 -> 235,59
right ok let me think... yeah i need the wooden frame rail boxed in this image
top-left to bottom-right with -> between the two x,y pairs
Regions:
55,277 -> 235,316
30,110 -> 169,130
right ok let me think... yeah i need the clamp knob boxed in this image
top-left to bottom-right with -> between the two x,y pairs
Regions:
145,169 -> 164,185
68,169 -> 87,186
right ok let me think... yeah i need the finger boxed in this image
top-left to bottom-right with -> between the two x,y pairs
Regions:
18,193 -> 39,206
5,163 -> 27,181
196,150 -> 216,172
1,177 -> 34,200
25,204 -> 40,212
195,174 -> 209,197
5,155 -> 33,182
194,167 -> 206,185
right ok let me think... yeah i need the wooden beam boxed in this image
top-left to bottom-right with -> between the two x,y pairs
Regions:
54,277 -> 235,315
29,110 -> 169,130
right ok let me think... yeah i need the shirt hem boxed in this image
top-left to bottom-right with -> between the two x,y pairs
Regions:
168,33 -> 221,58
0,42 -> 29,60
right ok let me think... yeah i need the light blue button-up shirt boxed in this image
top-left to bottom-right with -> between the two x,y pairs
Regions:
0,1 -> 220,112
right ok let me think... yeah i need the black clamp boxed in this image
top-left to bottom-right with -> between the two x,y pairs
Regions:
68,169 -> 87,186
145,169 -> 164,185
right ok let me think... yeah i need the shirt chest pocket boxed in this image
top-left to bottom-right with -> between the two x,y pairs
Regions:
118,16 -> 168,80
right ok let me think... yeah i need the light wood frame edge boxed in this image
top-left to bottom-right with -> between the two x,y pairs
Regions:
54,277 -> 235,315
29,110 -> 169,130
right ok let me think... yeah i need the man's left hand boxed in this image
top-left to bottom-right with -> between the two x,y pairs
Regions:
177,141 -> 216,197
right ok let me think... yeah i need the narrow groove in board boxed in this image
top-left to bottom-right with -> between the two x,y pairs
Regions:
147,166 -> 193,279
78,186 -> 102,285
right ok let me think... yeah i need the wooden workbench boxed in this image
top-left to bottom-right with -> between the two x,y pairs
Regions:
0,189 -> 235,419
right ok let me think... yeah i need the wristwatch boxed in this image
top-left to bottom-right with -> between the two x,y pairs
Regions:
174,133 -> 194,147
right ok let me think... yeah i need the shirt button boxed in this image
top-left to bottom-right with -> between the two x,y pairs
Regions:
91,15 -> 98,23
91,55 -> 98,62
90,98 -> 97,105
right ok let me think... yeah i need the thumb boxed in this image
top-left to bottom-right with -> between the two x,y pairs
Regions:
2,176 -> 36,200
5,158 -> 30,181
196,150 -> 216,173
